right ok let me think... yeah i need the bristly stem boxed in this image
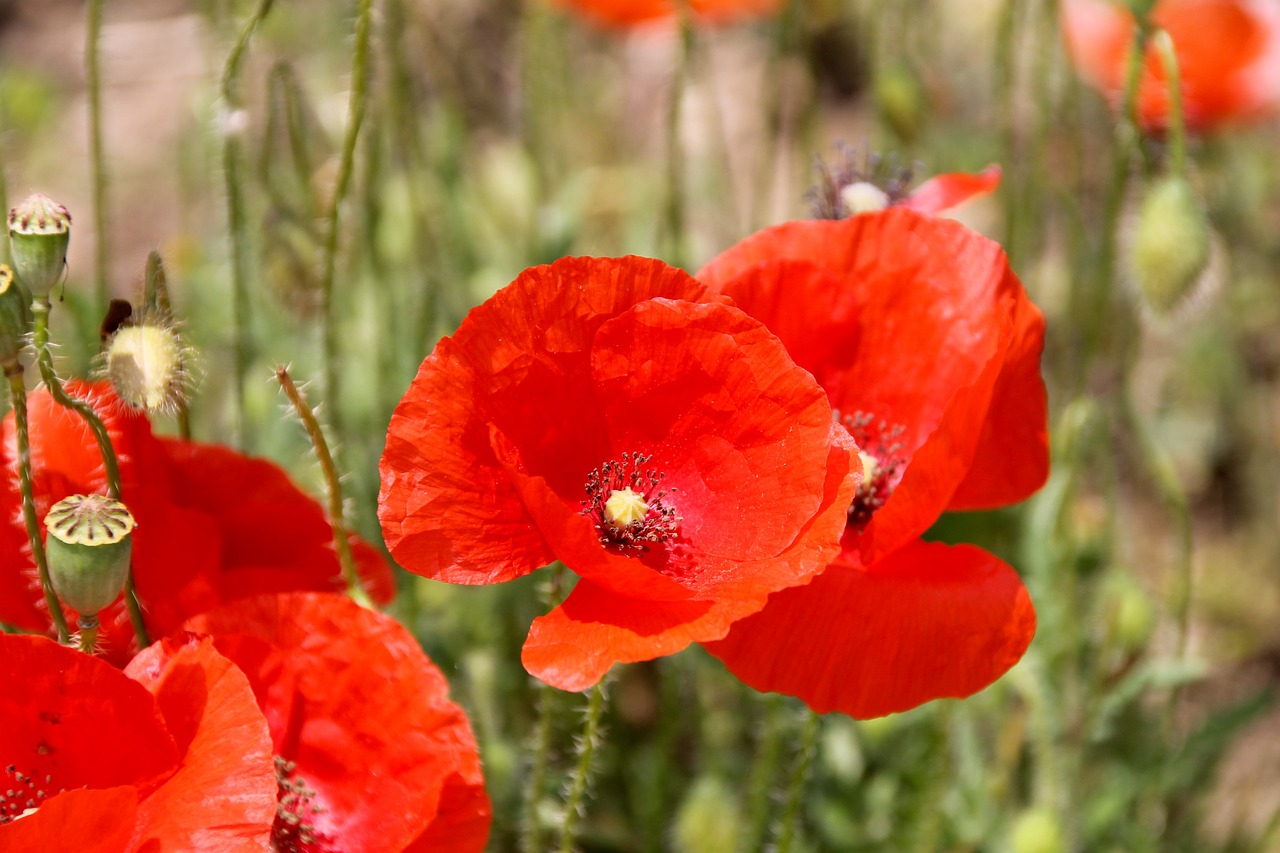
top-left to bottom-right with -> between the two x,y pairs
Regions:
143,252 -> 192,439
774,708 -> 821,853
31,298 -> 149,648
319,0 -> 375,445
274,365 -> 370,607
739,693 -> 787,853
558,679 -> 609,853
522,564 -> 567,853
86,0 -> 109,314
77,614 -> 99,654
6,368 -> 70,644
220,0 -> 276,450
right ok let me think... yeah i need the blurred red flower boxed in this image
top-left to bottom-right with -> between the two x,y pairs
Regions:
1062,0 -> 1280,132
0,632 -> 277,851
0,381 -> 394,665
379,256 -> 859,691
902,165 -> 1002,215
175,592 -> 490,852
698,207 -> 1048,718
550,0 -> 781,28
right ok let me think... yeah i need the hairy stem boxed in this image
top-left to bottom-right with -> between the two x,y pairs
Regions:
558,680 -> 609,853
86,0 -> 109,313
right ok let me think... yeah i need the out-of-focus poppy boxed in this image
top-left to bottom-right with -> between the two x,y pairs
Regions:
1062,0 -> 1280,132
379,256 -> 860,691
178,592 -> 491,852
0,381 -> 394,665
698,207 -> 1047,718
0,633 -> 277,851
550,0 -> 782,28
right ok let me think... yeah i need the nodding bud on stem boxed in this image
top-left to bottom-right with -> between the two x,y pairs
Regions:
99,310 -> 191,414
1128,175 -> 1212,317
44,494 -> 135,615
0,264 -> 31,371
7,194 -> 71,300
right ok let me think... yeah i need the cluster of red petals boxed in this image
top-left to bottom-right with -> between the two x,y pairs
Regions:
0,632 -> 278,851
0,381 -> 394,666
550,0 -> 782,28
0,592 -> 490,852
1062,0 -> 1280,132
174,592 -> 490,852
379,256 -> 860,691
697,207 -> 1048,719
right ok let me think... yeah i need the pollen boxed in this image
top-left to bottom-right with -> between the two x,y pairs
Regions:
581,452 -> 680,555
840,411 -> 906,530
273,756 -> 325,853
0,764 -> 61,825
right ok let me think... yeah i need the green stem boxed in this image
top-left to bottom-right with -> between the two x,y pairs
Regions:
220,0 -> 276,450
6,368 -> 70,643
77,614 -> 100,654
274,365 -> 370,607
663,3 -> 694,268
1151,31 -> 1186,176
319,0 -> 375,441
524,565 -> 567,853
32,299 -> 148,647
558,680 -> 609,853
86,0 -> 109,313
739,693 -> 787,853
774,709 -> 821,853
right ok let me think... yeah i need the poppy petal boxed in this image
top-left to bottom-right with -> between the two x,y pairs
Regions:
704,540 -> 1036,718
0,786 -> 137,853
123,638 -> 277,852
903,164 -> 1002,215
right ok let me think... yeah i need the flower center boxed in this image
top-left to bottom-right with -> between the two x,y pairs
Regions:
580,452 -> 680,555
1,764 -> 62,825
272,756 -> 325,853
839,411 -> 905,530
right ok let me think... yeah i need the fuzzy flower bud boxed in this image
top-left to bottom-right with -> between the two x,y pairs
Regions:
1128,176 -> 1211,317
0,264 -> 31,370
44,494 -> 135,615
7,193 -> 71,299
100,312 -> 191,413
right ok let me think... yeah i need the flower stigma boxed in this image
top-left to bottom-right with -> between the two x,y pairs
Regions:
840,411 -> 906,530
581,452 -> 680,555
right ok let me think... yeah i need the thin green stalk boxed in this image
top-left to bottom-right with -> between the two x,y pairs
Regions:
274,365 -> 370,607
86,0 -> 109,313
524,565 -> 567,853
739,694 -> 788,853
7,368 -> 70,643
319,0 -> 375,441
663,3 -> 694,268
558,680 -> 609,853
774,709 -> 821,853
1151,31 -> 1186,176
220,0 -> 276,450
32,299 -> 148,647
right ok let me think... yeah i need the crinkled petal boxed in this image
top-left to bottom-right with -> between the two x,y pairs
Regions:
124,637 -> 277,852
704,540 -> 1036,718
184,592 -> 490,853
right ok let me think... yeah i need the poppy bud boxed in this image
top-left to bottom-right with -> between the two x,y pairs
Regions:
0,264 -> 31,370
1127,175 -> 1211,317
1102,570 -> 1155,653
1009,807 -> 1066,853
44,494 -> 135,615
100,312 -> 192,414
673,776 -> 741,853
7,193 -> 71,300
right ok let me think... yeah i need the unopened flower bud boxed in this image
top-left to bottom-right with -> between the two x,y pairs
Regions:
100,312 -> 191,413
7,193 -> 71,299
0,264 -> 31,370
44,494 -> 135,615
1009,807 -> 1066,853
1128,176 -> 1211,317
673,776 -> 741,853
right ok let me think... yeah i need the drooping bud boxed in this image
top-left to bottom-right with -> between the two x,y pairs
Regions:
44,494 -> 135,615
0,264 -> 31,370
99,310 -> 192,414
1127,175 -> 1212,317
7,193 -> 71,299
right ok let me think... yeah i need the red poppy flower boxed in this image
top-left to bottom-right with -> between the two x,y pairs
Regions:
379,256 -> 860,691
0,381 -> 394,665
817,160 -> 1001,219
0,632 -> 277,851
697,207 -> 1047,718
176,592 -> 490,852
1062,0 -> 1280,132
550,0 -> 782,28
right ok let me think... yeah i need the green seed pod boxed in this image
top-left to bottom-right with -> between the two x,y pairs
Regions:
7,193 -> 71,299
44,494 -> 135,615
1128,176 -> 1212,317
0,264 -> 31,369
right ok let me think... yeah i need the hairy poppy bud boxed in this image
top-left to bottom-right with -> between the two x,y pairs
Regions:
0,264 -> 30,370
1127,176 -> 1211,317
7,193 -> 71,299
100,312 -> 192,413
44,494 -> 135,615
